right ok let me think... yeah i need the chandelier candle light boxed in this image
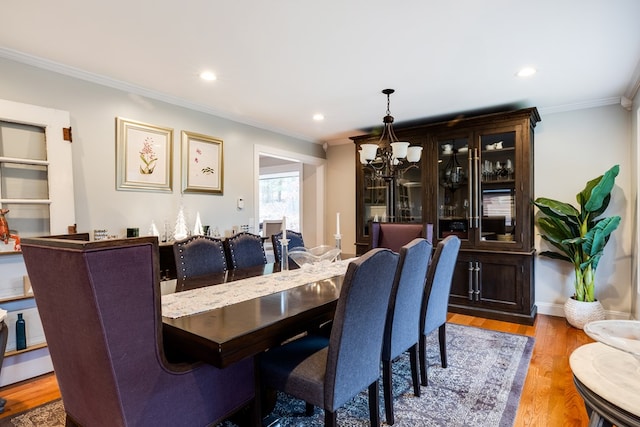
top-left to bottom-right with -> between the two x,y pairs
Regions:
359,89 -> 423,220
359,89 -> 423,177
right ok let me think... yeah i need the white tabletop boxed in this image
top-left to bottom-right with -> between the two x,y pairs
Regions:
569,342 -> 640,416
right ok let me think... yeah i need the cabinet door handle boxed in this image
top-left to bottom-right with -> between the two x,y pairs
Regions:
468,149 -> 474,230
467,261 -> 474,300
472,148 -> 480,229
473,261 -> 481,301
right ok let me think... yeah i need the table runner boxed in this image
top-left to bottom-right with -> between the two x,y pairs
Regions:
161,258 -> 355,319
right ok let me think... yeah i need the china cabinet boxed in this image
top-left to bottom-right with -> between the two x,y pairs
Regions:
352,107 -> 540,324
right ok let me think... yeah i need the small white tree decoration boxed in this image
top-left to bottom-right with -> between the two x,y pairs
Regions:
193,212 -> 204,236
174,206 -> 188,240
148,220 -> 160,237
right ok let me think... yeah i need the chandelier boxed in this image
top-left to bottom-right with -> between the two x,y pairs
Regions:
359,89 -> 422,180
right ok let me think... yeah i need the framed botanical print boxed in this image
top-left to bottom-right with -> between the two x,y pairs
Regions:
181,130 -> 224,194
116,117 -> 173,192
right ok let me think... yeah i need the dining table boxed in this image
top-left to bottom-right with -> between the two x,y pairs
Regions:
161,258 -> 354,368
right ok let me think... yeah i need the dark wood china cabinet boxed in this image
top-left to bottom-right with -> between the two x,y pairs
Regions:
352,107 -> 540,325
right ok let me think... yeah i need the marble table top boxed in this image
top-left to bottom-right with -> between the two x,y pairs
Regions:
161,258 -> 354,319
570,342 -> 640,416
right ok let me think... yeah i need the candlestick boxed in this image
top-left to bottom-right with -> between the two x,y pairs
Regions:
279,238 -> 290,271
336,212 -> 341,236
334,233 -> 342,261
282,216 -> 287,240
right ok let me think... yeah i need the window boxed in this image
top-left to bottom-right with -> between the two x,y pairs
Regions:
259,170 -> 300,232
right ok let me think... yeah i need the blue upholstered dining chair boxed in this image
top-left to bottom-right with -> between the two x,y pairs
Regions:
271,230 -> 304,264
21,236 -> 254,427
382,238 -> 433,425
173,235 -> 227,282
419,235 -> 461,386
224,232 -> 267,269
259,248 -> 399,427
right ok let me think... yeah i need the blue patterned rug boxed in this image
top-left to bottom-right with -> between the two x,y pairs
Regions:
1,324 -> 533,427
250,323 -> 534,427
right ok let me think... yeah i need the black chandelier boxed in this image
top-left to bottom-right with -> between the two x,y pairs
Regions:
359,89 -> 422,180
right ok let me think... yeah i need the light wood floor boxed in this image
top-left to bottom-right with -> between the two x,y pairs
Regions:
0,313 -> 592,425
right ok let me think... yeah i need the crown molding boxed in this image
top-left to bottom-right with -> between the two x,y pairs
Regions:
0,48 -> 318,144
538,97 -> 623,116
625,57 -> 640,102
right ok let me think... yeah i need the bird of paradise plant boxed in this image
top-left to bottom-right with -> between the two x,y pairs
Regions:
533,165 -> 621,302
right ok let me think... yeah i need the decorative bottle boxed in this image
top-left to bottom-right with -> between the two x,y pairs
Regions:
16,313 -> 26,350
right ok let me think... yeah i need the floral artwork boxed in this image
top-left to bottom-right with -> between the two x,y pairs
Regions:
116,117 -> 173,192
181,131 -> 223,194
139,137 -> 158,174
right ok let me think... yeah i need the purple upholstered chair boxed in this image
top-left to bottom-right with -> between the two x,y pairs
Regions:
419,235 -> 461,386
382,238 -> 433,425
21,236 -> 254,427
224,232 -> 267,269
173,235 -> 227,283
369,222 -> 434,252
259,248 -> 399,427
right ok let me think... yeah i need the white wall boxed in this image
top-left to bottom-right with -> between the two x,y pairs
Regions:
534,105 -> 632,318
325,143 -> 356,253
632,92 -> 640,320
0,57 -> 325,237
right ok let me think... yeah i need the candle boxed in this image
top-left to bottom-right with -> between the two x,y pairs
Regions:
336,212 -> 341,236
282,216 -> 287,240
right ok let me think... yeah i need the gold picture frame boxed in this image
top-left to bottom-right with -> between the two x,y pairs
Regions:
116,117 -> 173,192
181,130 -> 224,194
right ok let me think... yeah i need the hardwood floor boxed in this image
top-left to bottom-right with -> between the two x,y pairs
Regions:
0,313 -> 592,425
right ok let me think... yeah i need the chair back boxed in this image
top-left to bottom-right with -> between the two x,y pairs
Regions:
262,220 -> 282,237
370,222 -> 434,252
224,232 -> 267,269
325,248 -> 399,410
421,235 -> 461,335
173,235 -> 227,282
271,230 -> 305,264
383,238 -> 433,361
21,236 -> 253,427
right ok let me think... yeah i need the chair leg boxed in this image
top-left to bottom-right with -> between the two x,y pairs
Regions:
305,402 -> 314,416
368,381 -> 380,426
419,333 -> 428,386
439,323 -> 447,368
383,360 -> 394,425
409,344 -> 421,397
324,409 -> 337,427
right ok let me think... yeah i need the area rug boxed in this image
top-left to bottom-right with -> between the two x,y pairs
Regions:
0,324 -> 534,427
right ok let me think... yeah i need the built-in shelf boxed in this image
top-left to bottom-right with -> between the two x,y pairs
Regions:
0,294 -> 33,304
5,342 -> 47,357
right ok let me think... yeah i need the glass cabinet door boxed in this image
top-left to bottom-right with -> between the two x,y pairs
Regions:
395,165 -> 422,223
362,167 -> 387,237
478,131 -> 517,245
437,137 -> 470,242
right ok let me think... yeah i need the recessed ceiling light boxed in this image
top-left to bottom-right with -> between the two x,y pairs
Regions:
199,71 -> 217,81
516,67 -> 537,78
313,114 -> 325,121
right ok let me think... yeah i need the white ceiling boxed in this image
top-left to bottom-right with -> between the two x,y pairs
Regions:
1,1 -> 639,145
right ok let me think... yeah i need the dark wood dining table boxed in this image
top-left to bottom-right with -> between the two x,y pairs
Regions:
161,262 -> 346,369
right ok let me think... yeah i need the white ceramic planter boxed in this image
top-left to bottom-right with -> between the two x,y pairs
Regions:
564,297 -> 605,329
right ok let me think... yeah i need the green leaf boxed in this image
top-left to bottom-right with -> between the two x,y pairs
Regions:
583,165 -> 619,213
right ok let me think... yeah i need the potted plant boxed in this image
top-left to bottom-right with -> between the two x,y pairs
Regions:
533,164 -> 621,329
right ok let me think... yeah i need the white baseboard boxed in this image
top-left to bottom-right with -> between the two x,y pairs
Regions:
536,302 -> 632,320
